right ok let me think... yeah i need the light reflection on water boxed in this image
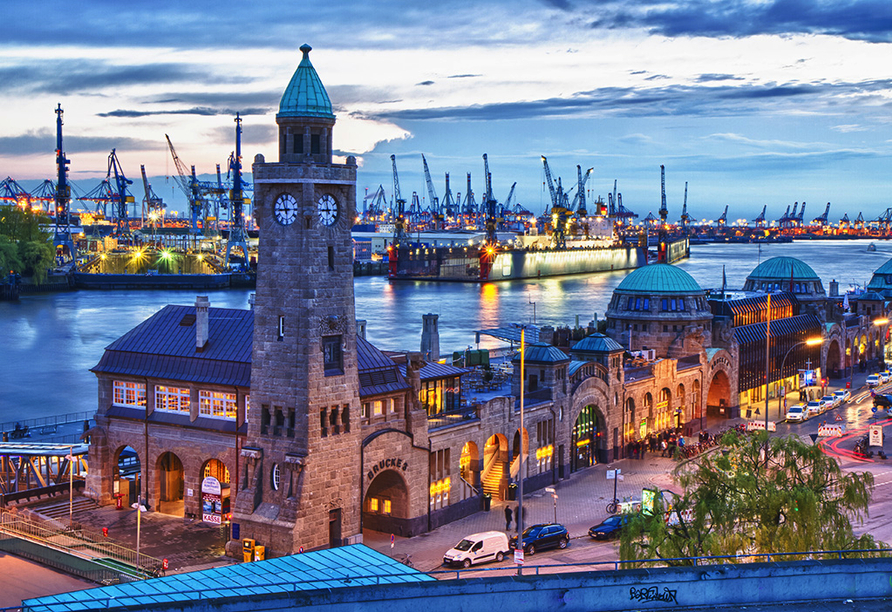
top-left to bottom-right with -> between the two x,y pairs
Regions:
0,238 -> 887,422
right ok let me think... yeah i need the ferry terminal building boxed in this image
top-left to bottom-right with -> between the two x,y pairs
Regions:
85,47 -> 892,556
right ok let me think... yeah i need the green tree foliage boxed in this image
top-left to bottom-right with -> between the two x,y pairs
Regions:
0,205 -> 55,282
18,240 -> 54,284
0,205 -> 48,243
0,237 -> 23,275
620,431 -> 885,565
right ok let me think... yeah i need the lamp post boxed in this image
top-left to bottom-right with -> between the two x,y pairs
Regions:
517,326 -> 525,577
132,498 -> 148,577
777,337 -> 824,422
874,318 -> 889,370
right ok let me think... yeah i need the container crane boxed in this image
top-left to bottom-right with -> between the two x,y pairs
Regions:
813,202 -> 830,226
53,104 -> 76,259
659,165 -> 668,226
0,177 -> 31,208
461,173 -> 477,226
225,113 -> 249,268
570,166 -> 593,217
107,149 -> 134,237
140,165 -> 165,226
753,205 -> 767,227
541,156 -> 570,249
503,182 -> 517,213
717,204 -> 728,227
839,213 -> 850,230
421,154 -> 441,229
390,154 -> 408,247
363,185 -> 386,220
166,134 -> 205,234
678,182 -> 691,230
482,154 -> 498,245
441,173 -> 456,220
777,204 -> 791,227
796,202 -> 806,225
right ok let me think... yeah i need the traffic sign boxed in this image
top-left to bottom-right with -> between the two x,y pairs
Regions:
872,406 -> 878,413
514,549 -> 524,565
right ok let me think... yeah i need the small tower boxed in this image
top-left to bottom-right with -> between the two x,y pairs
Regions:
232,45 -> 361,555
420,313 -> 440,362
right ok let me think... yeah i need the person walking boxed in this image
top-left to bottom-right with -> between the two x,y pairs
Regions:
504,505 -> 513,530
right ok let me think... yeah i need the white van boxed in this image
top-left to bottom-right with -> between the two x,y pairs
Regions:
443,531 -> 510,568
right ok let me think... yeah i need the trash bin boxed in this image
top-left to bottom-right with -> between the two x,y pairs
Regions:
507,483 -> 517,501
846,381 -> 851,389
483,493 -> 492,511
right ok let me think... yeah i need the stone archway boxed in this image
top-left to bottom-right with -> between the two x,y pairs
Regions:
482,434 -> 509,501
826,338 -> 841,378
571,405 -> 601,472
458,441 -> 479,501
707,370 -> 732,419
114,445 -> 141,506
156,452 -> 184,516
511,428 -> 530,481
363,469 -> 410,535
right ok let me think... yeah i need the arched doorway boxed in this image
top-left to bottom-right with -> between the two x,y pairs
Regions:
571,405 -> 599,472
200,459 -> 231,524
482,434 -> 508,500
114,445 -> 140,506
459,441 -> 479,501
657,388 -> 672,431
827,339 -> 841,378
624,397 -> 636,443
511,428 -> 530,481
156,452 -> 184,516
707,370 -> 731,418
364,469 -> 410,536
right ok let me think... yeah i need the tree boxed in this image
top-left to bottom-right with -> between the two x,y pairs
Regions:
0,237 -> 22,275
18,240 -> 54,284
620,431 -> 885,565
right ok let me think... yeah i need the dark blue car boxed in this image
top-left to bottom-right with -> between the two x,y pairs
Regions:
508,523 -> 569,554
588,514 -> 632,540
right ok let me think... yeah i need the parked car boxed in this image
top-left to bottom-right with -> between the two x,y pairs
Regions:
806,401 -> 823,419
867,374 -> 881,388
881,371 -> 892,383
588,514 -> 632,540
508,523 -> 569,555
821,394 -> 839,409
785,404 -> 806,422
443,531 -> 509,568
834,389 -> 851,403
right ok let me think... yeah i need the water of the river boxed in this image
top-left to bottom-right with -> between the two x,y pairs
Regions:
0,239 -> 887,422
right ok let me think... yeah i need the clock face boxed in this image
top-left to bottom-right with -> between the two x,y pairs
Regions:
317,194 -> 339,227
274,194 -> 297,226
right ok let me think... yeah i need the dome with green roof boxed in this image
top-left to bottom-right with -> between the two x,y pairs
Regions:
278,44 -> 335,120
746,256 -> 819,282
616,264 -> 703,295
743,256 -> 824,298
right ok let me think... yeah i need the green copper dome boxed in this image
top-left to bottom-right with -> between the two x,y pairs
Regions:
572,333 -> 624,354
278,44 -> 335,120
747,256 -> 819,281
616,264 -> 703,295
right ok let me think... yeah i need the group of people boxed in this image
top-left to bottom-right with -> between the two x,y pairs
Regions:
626,428 -> 695,460
504,504 -> 527,531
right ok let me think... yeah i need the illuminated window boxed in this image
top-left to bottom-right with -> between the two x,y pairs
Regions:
155,385 -> 190,413
383,499 -> 392,515
199,390 -> 237,419
373,400 -> 383,416
113,381 -> 146,407
369,497 -> 379,512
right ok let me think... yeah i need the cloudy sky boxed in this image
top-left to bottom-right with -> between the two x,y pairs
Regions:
2,0 -> 891,222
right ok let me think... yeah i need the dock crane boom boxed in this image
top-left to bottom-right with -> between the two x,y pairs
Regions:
504,182 -> 517,213
107,149 -> 134,237
441,173 -> 456,219
140,165 -> 165,225
225,113 -> 249,268
717,204 -> 728,226
570,166 -> 593,216
659,165 -> 668,226
541,156 -> 558,210
753,205 -> 766,227
166,134 -> 205,234
421,154 -> 440,228
482,154 -> 498,245
53,104 -> 76,259
679,181 -> 691,230
813,202 -> 831,225
390,154 -> 408,247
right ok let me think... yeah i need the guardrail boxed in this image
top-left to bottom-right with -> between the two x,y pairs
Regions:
1,411 -> 94,436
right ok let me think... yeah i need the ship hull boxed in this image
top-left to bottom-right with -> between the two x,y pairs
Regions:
389,243 -> 648,282
73,272 -> 233,290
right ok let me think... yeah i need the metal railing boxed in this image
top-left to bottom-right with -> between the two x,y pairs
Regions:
1,411 -> 94,437
16,547 -> 892,611
0,510 -> 163,579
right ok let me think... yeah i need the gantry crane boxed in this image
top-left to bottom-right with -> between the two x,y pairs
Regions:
461,173 -> 477,225
659,165 -> 668,226
441,173 -> 456,220
390,154 -> 408,247
678,181 -> 691,230
422,154 -> 441,229
363,185 -> 386,220
107,149 -> 135,237
813,202 -> 830,226
796,202 -> 806,225
225,113 -> 250,268
140,165 -> 165,226
0,177 -> 31,208
717,204 -> 728,227
570,165 -> 593,217
53,104 -> 76,259
541,156 -> 572,248
166,134 -> 225,235
482,154 -> 498,245
753,205 -> 767,227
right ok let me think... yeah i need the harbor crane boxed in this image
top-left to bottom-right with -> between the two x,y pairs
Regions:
441,173 -> 456,219
140,165 -> 165,226
54,104 -> 76,259
482,154 -> 499,245
717,204 -> 728,227
421,155 -> 441,228
839,213 -> 850,230
813,202 -> 830,226
29,180 -> 58,213
854,212 -> 865,231
659,165 -> 668,226
165,134 -> 224,235
225,113 -> 250,268
107,149 -> 135,237
678,181 -> 691,230
570,165 -> 593,217
0,177 -> 31,209
363,185 -> 386,219
541,156 -> 570,249
777,204 -> 791,227
753,205 -> 767,227
390,154 -> 408,247
796,202 -> 806,225
461,173 -> 478,225
503,182 -> 517,213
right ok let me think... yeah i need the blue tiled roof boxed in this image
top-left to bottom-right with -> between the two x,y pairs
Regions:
278,44 -> 335,119
511,343 -> 569,364
616,264 -> 703,295
572,333 -> 624,354
23,544 -> 433,612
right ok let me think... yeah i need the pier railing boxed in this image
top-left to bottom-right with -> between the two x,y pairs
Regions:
1,411 -> 94,438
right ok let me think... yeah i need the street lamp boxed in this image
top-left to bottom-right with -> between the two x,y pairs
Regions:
874,318 -> 889,369
517,326 -> 526,577
132,498 -> 148,577
776,337 -> 823,422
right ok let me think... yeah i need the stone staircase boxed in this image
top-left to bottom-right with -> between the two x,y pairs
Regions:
32,496 -> 99,521
482,461 -> 504,499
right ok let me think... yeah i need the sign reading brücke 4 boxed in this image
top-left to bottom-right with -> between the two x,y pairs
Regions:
367,457 -> 409,482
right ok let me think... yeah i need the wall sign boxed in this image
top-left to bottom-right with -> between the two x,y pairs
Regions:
367,457 -> 409,481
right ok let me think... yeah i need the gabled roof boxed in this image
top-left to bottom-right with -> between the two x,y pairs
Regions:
357,335 -> 410,398
92,304 -> 253,387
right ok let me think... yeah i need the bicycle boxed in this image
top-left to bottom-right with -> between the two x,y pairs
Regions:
395,553 -> 414,568
606,499 -> 619,514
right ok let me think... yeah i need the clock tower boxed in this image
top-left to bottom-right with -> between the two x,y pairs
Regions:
232,45 -> 362,554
